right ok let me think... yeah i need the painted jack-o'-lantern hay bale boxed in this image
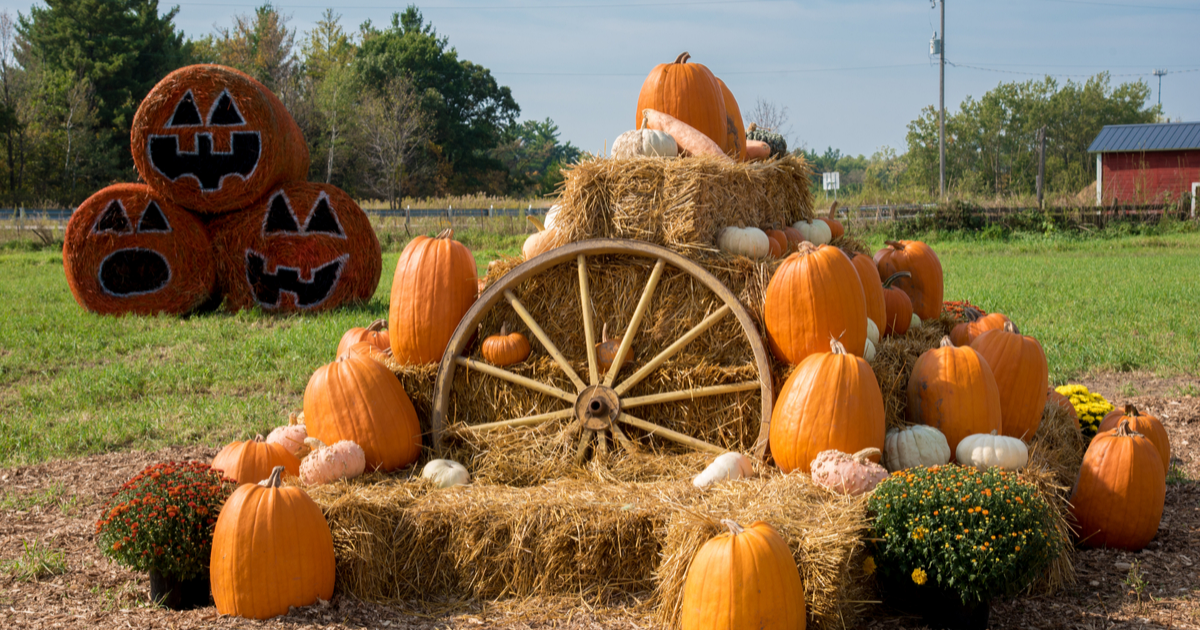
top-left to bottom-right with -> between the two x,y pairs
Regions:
210,181 -> 381,313
131,64 -> 309,214
63,183 -> 216,315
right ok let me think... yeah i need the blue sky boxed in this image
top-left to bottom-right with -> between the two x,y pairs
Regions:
7,0 -> 1199,157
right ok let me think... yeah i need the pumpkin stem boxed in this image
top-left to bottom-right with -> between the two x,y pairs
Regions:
885,240 -> 905,249
1125,403 -> 1140,417
881,271 -> 911,288
602,322 -> 609,344
939,336 -> 954,348
852,447 -> 881,463
828,201 -> 839,219
367,319 -> 386,332
252,434 -> 265,442
436,228 -> 454,240
500,322 -> 509,336
1114,418 -> 1141,437
674,52 -> 691,64
747,122 -> 758,133
720,518 -> 744,536
829,338 -> 847,355
288,411 -> 300,427
259,466 -> 285,488
1002,321 -> 1016,334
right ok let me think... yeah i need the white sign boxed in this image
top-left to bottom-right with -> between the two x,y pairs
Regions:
822,172 -> 840,191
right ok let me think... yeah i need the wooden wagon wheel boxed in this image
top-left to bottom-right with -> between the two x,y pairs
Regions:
431,239 -> 774,461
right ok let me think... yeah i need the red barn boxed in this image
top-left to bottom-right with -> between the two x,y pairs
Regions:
1088,122 -> 1200,211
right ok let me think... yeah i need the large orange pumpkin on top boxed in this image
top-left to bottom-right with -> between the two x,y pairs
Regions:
389,229 -> 478,365
131,64 -> 309,213
210,181 -> 381,313
874,240 -> 944,320
715,77 -> 747,161
636,52 -> 735,158
63,183 -> 215,315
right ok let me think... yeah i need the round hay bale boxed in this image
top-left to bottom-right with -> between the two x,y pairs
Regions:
131,64 -> 309,214
63,183 -> 215,315
210,181 -> 381,313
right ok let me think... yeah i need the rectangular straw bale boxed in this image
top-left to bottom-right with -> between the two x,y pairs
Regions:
555,155 -> 815,253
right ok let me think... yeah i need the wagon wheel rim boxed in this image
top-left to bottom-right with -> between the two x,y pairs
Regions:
431,239 -> 774,461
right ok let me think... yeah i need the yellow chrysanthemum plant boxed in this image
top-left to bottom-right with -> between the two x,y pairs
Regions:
1055,384 -> 1114,438
867,465 -> 1061,604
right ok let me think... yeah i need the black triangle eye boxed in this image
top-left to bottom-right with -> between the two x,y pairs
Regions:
94,200 -> 132,233
137,201 -> 171,232
264,192 -> 300,234
304,196 -> 344,236
167,91 -> 202,127
208,91 -> 245,126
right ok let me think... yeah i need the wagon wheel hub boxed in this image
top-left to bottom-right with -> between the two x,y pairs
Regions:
576,385 -> 620,431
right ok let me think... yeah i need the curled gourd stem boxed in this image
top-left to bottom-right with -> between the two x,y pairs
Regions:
882,271 -> 912,288
259,466 -> 285,488
526,215 -> 546,232
852,447 -> 882,463
940,336 -> 954,348
288,412 -> 300,427
747,122 -> 758,133
366,319 -> 386,332
674,52 -> 691,64
721,518 -> 744,536
602,323 -> 610,344
828,201 -> 839,219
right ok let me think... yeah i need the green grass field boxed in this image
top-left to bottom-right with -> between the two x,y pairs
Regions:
1,229 -> 1196,467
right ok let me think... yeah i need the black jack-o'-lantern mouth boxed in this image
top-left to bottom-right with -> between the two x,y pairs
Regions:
147,90 -> 261,191
93,198 -> 175,296
245,251 -> 347,309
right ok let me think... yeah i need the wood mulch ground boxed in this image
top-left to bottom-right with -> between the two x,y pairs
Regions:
1,382 -> 1196,629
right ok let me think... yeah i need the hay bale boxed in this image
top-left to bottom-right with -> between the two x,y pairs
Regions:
554,154 -> 815,253
312,468 -> 869,630
63,183 -> 216,315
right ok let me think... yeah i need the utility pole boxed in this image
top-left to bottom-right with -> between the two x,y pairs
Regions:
938,1 -> 946,198
1036,126 -> 1046,208
1153,69 -> 1167,107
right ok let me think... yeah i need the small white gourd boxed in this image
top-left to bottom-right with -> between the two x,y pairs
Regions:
692,452 -> 755,488
956,431 -> 1028,471
791,219 -> 832,246
863,337 -> 876,363
910,313 -> 922,331
717,226 -> 770,259
612,129 -> 678,159
866,319 -> 880,346
883,425 -> 951,472
422,459 -> 471,488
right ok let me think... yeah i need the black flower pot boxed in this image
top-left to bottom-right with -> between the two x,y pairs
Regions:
879,572 -> 990,630
149,568 -> 212,610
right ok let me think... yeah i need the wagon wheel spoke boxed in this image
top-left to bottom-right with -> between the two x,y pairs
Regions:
620,381 -> 762,408
608,422 -> 638,454
578,254 -> 600,386
456,408 -> 576,433
613,304 -> 732,396
575,429 -> 594,464
596,429 -> 609,457
504,289 -> 586,393
454,356 -> 575,403
602,258 -> 666,387
616,412 -> 726,455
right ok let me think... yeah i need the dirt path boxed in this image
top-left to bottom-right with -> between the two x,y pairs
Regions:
2,388 -> 1197,629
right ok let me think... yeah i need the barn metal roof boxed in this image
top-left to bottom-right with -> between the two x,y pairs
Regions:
1088,122 -> 1200,153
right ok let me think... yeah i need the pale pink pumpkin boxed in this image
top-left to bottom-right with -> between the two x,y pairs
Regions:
299,438 -> 367,485
265,412 -> 309,459
811,447 -> 888,495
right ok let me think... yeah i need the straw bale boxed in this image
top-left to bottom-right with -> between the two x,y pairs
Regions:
870,321 -> 948,430
312,468 -> 869,630
554,154 -> 814,253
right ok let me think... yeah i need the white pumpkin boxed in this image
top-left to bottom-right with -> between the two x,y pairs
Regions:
910,313 -> 922,331
717,226 -> 770,259
692,452 -> 755,488
883,425 -> 951,472
956,431 -> 1028,471
863,337 -> 876,363
866,319 -> 880,346
422,459 -> 470,488
791,219 -> 832,245
543,204 -> 561,231
612,128 -> 677,159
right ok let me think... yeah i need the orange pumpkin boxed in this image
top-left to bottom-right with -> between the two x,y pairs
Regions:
970,322 -> 1049,441
481,323 -> 531,367
210,181 -> 382,313
715,77 -> 747,161
949,312 -> 1012,347
635,52 -> 734,157
681,519 -> 806,630
819,203 -> 845,241
1098,405 -> 1170,473
210,466 -> 335,619
597,323 -> 622,373
63,183 -> 216,315
770,339 -> 885,473
211,436 -> 300,485
131,64 -> 309,213
304,350 -> 422,472
907,337 -> 1003,454
1071,419 -> 1166,550
880,272 -> 913,336
336,319 -> 390,358
874,240 -> 944,320
765,229 -> 786,258
765,242 -> 867,364
389,229 -> 478,365
847,250 -> 886,332
781,225 -> 804,251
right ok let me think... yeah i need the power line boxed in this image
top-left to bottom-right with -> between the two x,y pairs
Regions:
495,63 -> 929,77
946,61 -> 1200,79
1040,0 -> 1200,11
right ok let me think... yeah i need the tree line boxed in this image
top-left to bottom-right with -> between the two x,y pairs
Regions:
0,1 -> 580,208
